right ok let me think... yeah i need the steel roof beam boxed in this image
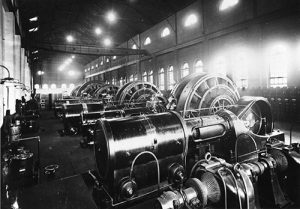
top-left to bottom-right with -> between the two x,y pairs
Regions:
30,42 -> 149,56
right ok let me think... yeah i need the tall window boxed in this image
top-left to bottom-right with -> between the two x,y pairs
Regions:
194,60 -> 204,73
233,53 -> 248,88
129,74 -> 134,82
168,66 -> 175,90
269,45 -> 288,87
112,77 -> 116,85
148,70 -> 153,83
214,56 -> 227,75
142,71 -> 147,82
159,68 -> 165,90
120,77 -> 126,86
181,63 -> 189,78
134,73 -> 138,81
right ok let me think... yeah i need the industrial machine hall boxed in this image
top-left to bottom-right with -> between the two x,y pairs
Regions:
1,0 -> 300,208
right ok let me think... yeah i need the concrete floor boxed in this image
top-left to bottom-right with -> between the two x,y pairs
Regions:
24,110 -> 96,183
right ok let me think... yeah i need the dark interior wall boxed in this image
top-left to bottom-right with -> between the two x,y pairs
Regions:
84,0 -> 300,89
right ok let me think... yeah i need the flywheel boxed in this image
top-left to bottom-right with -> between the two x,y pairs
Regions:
170,73 -> 240,118
115,81 -> 163,104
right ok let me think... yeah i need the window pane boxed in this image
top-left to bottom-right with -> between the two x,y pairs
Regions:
144,37 -> 151,45
161,27 -> 170,38
194,60 -> 203,73
168,66 -> 175,90
148,70 -> 153,83
219,0 -> 239,11
181,63 -> 189,78
134,73 -> 138,81
159,68 -> 165,90
142,71 -> 147,82
184,14 -> 198,27
269,45 -> 288,87
129,74 -> 134,82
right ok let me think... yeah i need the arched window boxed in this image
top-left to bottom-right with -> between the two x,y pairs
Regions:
61,84 -> 67,89
161,27 -> 170,38
213,56 -> 227,75
34,84 -> 39,89
120,77 -> 124,86
50,84 -> 56,89
129,74 -> 134,82
132,44 -> 137,49
144,37 -> 151,46
269,44 -> 288,87
42,84 -> 48,89
219,0 -> 239,11
134,73 -> 138,81
142,71 -> 148,82
148,70 -> 153,83
194,60 -> 204,73
112,77 -> 116,85
159,68 -> 165,90
184,14 -> 198,27
181,62 -> 189,78
168,66 -> 175,90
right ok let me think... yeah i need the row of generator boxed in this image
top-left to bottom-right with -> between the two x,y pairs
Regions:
53,72 -> 300,209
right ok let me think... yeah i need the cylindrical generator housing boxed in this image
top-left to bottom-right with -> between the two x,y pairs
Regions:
94,111 -> 187,201
94,109 -> 254,205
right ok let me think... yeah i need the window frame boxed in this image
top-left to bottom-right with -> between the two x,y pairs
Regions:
181,62 -> 190,78
144,37 -> 151,46
158,68 -> 165,90
168,65 -> 175,90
